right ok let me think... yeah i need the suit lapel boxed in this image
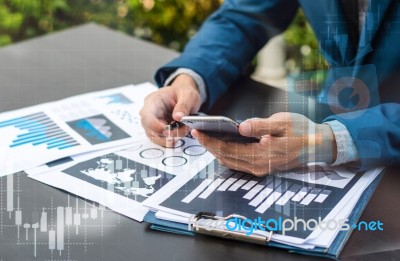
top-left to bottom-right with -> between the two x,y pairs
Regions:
354,0 -> 392,66
301,0 -> 394,67
300,0 -> 354,66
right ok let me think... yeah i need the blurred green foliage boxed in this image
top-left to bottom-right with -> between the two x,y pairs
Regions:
0,0 -> 69,45
0,0 -> 325,70
284,10 -> 328,72
125,0 -> 221,50
0,0 -> 221,50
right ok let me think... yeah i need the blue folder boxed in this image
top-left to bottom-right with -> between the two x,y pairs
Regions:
144,171 -> 384,260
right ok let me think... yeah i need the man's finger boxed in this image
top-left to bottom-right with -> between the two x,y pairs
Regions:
239,115 -> 287,138
191,130 -> 223,154
172,92 -> 199,121
217,156 -> 256,175
144,130 -> 179,148
144,130 -> 167,147
214,138 -> 261,159
141,113 -> 168,135
191,130 -> 264,159
216,155 -> 270,177
162,125 -> 191,139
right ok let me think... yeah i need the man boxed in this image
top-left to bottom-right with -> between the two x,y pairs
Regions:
140,0 -> 400,176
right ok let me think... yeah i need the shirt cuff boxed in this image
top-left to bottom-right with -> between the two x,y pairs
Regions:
164,68 -> 208,105
324,120 -> 359,166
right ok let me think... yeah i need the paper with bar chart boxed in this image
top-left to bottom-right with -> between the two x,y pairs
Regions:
29,136 -> 214,221
0,109 -> 86,175
0,83 -> 158,176
144,160 -> 383,245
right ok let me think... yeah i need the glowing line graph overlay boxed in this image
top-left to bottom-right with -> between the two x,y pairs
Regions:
0,112 -> 80,150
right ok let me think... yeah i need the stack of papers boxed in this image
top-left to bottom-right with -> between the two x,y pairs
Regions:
142,161 -> 383,250
28,137 -> 215,221
0,82 -> 215,221
0,82 -> 156,176
0,82 -> 384,253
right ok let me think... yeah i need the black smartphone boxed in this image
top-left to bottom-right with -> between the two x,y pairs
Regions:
181,116 -> 259,143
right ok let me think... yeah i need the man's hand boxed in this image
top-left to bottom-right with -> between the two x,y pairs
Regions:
191,112 -> 337,176
140,74 -> 201,147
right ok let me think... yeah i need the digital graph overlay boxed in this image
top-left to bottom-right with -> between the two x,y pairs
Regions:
159,160 -> 362,239
1,173 -> 117,259
0,112 -> 80,150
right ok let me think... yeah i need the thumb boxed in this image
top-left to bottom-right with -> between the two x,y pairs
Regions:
239,117 -> 284,137
172,90 -> 200,121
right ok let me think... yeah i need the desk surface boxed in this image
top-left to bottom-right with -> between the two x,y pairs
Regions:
0,23 -> 399,261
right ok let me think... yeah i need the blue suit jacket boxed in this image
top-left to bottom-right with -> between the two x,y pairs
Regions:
155,0 -> 400,169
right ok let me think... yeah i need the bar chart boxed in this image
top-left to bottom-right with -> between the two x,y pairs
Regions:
0,112 -> 80,150
160,160 -> 361,239
179,169 -> 332,213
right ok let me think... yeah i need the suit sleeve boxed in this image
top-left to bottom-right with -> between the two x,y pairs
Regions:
324,103 -> 400,170
155,0 -> 299,109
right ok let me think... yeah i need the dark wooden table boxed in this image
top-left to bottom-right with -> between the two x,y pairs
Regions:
0,23 -> 398,261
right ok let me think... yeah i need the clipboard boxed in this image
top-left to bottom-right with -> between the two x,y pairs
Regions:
144,171 -> 384,259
